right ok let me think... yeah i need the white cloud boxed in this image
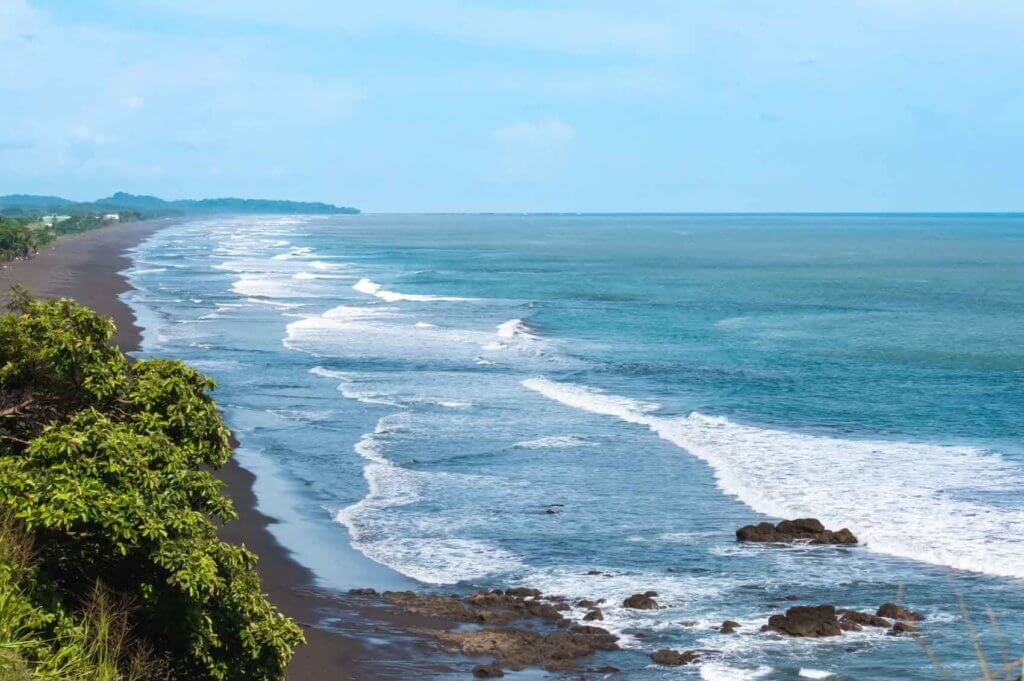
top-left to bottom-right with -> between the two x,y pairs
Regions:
493,119 -> 576,180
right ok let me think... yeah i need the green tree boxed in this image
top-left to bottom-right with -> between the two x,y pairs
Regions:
0,291 -> 303,680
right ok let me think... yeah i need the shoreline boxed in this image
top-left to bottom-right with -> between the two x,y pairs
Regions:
0,219 -> 381,679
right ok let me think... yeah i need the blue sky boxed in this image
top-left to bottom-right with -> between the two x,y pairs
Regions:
1,1 -> 1023,212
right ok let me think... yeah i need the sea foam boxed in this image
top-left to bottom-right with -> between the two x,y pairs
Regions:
353,278 -> 475,302
522,377 -> 1024,580
496,318 -> 538,339
334,418 -> 523,584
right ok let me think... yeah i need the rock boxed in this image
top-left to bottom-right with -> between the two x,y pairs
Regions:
838,609 -> 890,628
623,593 -> 659,609
586,570 -> 603,575
583,608 -> 604,621
596,666 -> 620,674
888,621 -> 920,636
348,587 -> 378,596
650,649 -> 700,666
736,518 -> 858,545
719,620 -> 740,634
577,599 -> 597,608
435,625 -> 619,671
473,663 -> 504,678
762,605 -> 842,637
568,625 -> 620,651
505,587 -> 542,599
877,603 -> 925,621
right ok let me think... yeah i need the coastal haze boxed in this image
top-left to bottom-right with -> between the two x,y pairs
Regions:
122,212 -> 1024,679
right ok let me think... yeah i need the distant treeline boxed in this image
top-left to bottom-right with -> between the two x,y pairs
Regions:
0,191 -> 360,218
0,212 -> 142,261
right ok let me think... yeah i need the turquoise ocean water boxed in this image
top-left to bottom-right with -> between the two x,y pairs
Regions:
125,214 -> 1024,679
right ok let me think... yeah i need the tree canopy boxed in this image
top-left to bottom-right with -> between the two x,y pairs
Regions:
0,290 -> 303,680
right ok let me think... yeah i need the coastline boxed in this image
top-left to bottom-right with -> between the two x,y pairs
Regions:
0,219 -> 377,679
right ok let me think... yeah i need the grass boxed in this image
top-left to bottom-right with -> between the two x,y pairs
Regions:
0,515 -> 166,681
905,586 -> 1024,681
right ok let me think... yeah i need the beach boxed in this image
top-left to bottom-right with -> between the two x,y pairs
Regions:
4,213 -> 1023,679
0,220 -> 385,680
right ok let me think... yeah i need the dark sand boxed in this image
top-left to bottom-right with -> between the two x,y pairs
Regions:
0,220 -> 439,680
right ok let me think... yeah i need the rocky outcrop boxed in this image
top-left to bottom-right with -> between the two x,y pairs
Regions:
762,605 -> 842,637
877,603 -> 925,621
888,621 -> 920,636
650,649 -> 700,666
435,625 -> 619,672
622,591 -> 659,609
583,608 -> 604,621
472,662 -> 504,678
838,609 -> 890,628
382,587 -> 626,674
719,620 -> 740,634
736,518 -> 858,545
347,587 -> 378,596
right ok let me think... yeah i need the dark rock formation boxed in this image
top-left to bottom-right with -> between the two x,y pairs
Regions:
473,662 -> 504,678
347,587 -> 378,596
838,609 -> 890,628
435,626 -> 619,672
762,605 -> 842,637
622,592 -> 659,609
650,649 -> 700,666
888,621 -> 920,636
736,518 -> 858,545
583,608 -> 604,621
719,620 -> 740,634
877,603 -> 925,621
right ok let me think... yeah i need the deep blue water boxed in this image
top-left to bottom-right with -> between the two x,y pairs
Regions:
125,214 -> 1024,679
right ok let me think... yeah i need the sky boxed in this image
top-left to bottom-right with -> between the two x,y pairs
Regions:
1,0 -> 1023,212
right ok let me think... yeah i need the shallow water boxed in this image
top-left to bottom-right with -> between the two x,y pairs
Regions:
125,214 -> 1024,679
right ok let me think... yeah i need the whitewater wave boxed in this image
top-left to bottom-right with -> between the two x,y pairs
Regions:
308,365 -> 401,406
353,278 -> 475,303
292,271 -> 349,280
513,435 -> 589,449
334,417 -> 523,584
522,377 -> 1024,580
496,318 -> 538,339
272,246 -> 315,260
309,260 -> 350,271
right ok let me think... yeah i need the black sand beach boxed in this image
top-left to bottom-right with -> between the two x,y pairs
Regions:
0,220 -> 377,679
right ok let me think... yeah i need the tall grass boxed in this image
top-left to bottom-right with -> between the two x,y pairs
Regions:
906,587 -> 1024,681
0,515 -> 165,681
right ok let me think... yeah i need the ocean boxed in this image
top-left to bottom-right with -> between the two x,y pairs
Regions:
124,213 -> 1024,679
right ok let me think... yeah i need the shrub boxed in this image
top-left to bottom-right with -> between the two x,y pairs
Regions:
0,291 -> 303,680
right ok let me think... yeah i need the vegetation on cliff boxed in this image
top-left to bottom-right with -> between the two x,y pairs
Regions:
0,289 -> 303,680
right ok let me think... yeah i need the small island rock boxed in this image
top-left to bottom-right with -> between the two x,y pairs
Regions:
736,518 -> 858,545
762,605 -> 842,637
877,603 -> 925,621
623,593 -> 658,610
650,649 -> 700,666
